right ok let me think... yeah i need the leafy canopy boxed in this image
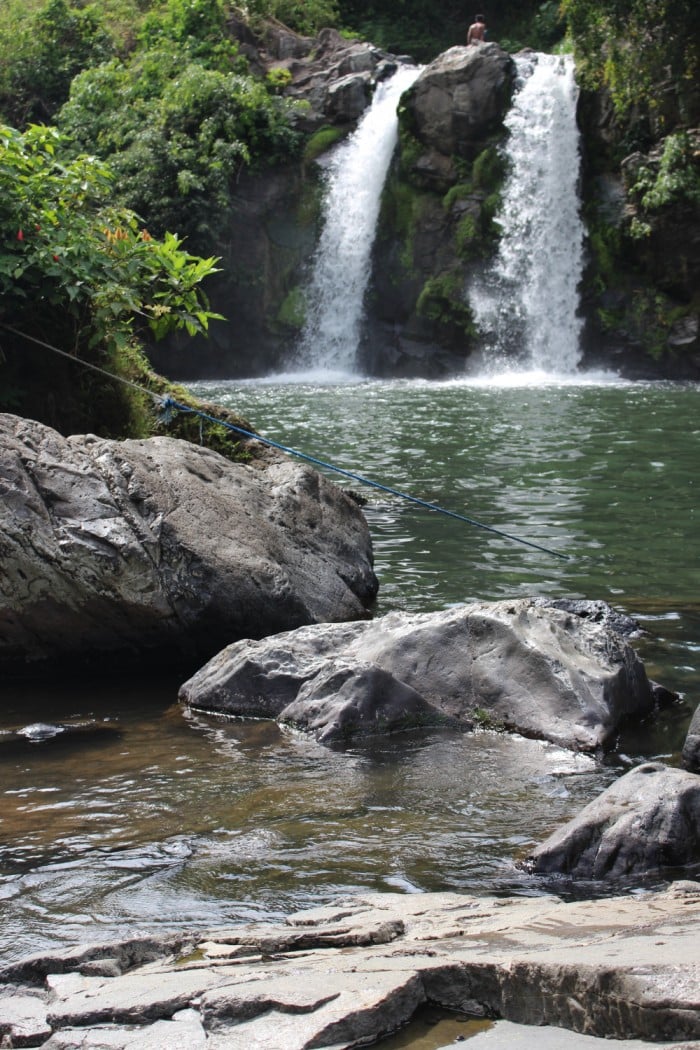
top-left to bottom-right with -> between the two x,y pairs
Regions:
55,0 -> 305,246
561,0 -> 700,134
0,123 -> 222,354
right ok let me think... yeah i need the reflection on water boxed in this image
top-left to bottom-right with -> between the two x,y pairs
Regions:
1,378 -> 698,962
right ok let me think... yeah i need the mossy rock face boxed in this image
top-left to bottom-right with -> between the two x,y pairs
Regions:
365,125 -> 509,373
276,286 -> 307,331
416,272 -> 475,348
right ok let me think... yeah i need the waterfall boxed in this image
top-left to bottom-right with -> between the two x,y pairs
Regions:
295,65 -> 421,374
471,53 -> 585,374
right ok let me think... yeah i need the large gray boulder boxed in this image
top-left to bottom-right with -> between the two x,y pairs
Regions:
0,414 -> 377,673
525,762 -> 700,878
180,599 -> 656,751
402,43 -> 516,162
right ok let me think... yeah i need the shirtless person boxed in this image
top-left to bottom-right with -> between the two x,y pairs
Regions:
467,13 -> 486,44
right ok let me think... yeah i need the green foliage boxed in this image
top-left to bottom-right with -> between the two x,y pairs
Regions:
416,272 -> 475,344
0,123 -> 222,354
139,0 -> 239,70
266,67 -> 293,93
244,0 -> 340,35
561,0 -> 700,134
472,707 -> 506,731
336,0 -> 551,61
0,0 -> 115,126
632,133 -> 700,214
58,53 -> 304,246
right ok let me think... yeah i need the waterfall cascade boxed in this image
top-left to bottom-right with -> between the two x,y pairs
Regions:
295,65 -> 421,374
471,53 -> 585,374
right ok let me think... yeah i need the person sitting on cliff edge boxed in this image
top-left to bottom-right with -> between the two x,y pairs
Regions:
467,13 -> 487,44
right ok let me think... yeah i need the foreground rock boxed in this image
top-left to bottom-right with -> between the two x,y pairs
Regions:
180,598 -> 655,751
525,761 -> 700,879
0,414 -> 377,674
1,884 -> 698,1048
683,703 -> 700,773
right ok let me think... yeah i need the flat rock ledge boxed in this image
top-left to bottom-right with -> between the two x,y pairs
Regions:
0,413 -> 377,674
180,598 -> 656,752
1,884 -> 699,1048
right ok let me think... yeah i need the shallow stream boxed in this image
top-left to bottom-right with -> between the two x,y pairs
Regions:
1,374 -> 698,964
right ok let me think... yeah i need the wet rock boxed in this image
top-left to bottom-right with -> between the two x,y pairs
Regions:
533,597 -> 643,637
0,722 -> 122,756
0,414 -> 377,675
180,598 -> 656,751
525,762 -> 700,878
682,704 -> 700,773
2,886 -> 699,1048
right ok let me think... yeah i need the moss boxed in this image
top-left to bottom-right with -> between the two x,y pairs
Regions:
472,707 -> 506,731
442,181 -> 473,211
416,272 -> 475,343
455,213 -> 480,259
303,125 -> 345,163
472,144 -> 507,190
276,286 -> 306,329
112,350 -> 256,462
397,126 -> 424,186
378,173 -> 429,275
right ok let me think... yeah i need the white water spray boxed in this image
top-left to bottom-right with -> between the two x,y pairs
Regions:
471,53 -> 585,374
296,65 -> 421,373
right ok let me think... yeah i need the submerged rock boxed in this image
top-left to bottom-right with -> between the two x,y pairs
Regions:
525,761 -> 700,878
1,885 -> 698,1048
180,598 -> 656,751
0,414 -> 377,674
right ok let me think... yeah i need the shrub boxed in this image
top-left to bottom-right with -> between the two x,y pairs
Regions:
0,123 -> 221,354
0,0 -> 115,126
58,54 -> 304,246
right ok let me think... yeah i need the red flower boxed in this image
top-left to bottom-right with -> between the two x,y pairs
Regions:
53,254 -> 59,262
17,229 -> 24,241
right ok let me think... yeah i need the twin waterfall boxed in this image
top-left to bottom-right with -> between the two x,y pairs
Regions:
297,52 -> 584,376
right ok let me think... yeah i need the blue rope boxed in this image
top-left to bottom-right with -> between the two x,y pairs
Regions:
161,397 -> 570,561
0,325 -> 569,561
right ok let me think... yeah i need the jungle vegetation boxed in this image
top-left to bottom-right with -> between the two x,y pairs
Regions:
0,0 -> 698,434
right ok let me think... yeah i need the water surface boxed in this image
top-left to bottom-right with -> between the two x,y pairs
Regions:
1,375 -> 697,962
